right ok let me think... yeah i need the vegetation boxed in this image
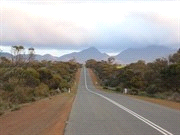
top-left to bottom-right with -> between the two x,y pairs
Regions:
86,49 -> 180,102
0,46 -> 81,115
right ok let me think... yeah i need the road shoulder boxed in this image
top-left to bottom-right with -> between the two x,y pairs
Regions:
88,68 -> 180,111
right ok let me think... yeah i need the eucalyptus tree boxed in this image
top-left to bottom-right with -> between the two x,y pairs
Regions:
28,47 -> 35,63
11,45 -> 25,64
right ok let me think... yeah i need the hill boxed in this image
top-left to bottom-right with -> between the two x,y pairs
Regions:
59,47 -> 109,63
1,46 -> 176,64
115,45 -> 176,64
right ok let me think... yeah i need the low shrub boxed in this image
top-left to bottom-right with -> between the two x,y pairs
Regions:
11,104 -> 21,111
146,84 -> 158,95
38,68 -> 53,84
60,79 -> 70,89
9,86 -> 34,104
34,83 -> 49,97
115,87 -> 123,93
25,76 -> 40,88
48,75 -> 61,90
3,83 -> 15,92
138,91 -> 147,96
129,88 -> 139,95
0,99 -> 9,114
26,68 -> 39,79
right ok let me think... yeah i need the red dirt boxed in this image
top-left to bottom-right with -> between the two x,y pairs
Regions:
0,69 -> 81,135
88,68 -> 103,90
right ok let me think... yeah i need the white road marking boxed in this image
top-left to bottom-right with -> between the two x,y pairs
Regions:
84,67 -> 173,135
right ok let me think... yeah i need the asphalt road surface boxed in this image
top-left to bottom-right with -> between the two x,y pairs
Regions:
65,67 -> 180,135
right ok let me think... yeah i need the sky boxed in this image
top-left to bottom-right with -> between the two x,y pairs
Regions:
0,0 -> 180,56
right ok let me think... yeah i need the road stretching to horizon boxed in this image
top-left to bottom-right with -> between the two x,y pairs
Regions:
65,67 -> 180,135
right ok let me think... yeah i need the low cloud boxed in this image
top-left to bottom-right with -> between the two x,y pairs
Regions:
2,3 -> 95,48
1,1 -> 180,52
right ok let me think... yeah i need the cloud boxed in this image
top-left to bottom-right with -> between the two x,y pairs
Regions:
1,1 -> 180,53
2,3 -> 95,47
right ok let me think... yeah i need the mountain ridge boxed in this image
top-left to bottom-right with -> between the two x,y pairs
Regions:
0,46 -> 177,64
58,46 -> 109,62
115,45 -> 176,64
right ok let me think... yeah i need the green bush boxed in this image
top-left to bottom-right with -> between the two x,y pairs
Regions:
138,91 -> 147,96
3,83 -> 15,92
154,92 -> 167,99
26,68 -> 39,78
48,75 -> 62,90
2,68 -> 24,82
8,77 -> 19,85
34,83 -> 49,97
25,76 -> 40,88
131,88 -> 139,95
115,87 -> 123,93
38,68 -> 53,83
10,86 -> 34,104
0,61 -> 80,113
60,79 -> 70,89
146,84 -> 158,95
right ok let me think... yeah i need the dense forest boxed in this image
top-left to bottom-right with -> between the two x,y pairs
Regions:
86,49 -> 180,102
0,46 -> 81,115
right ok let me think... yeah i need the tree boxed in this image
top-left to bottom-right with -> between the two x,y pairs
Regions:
108,57 -> 115,64
11,45 -> 25,64
0,49 -> 2,57
69,57 -> 76,63
86,59 -> 97,68
0,57 -> 11,65
169,49 -> 180,64
161,64 -> 180,92
11,46 -> 16,63
28,47 -> 35,63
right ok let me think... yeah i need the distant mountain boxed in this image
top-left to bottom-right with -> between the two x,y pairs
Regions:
1,46 -> 176,64
0,47 -> 109,63
35,54 -> 58,61
59,47 -> 109,63
0,52 -> 13,59
0,52 -> 58,61
115,45 -> 176,64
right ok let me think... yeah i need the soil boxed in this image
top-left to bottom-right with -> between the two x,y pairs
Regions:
88,68 -> 180,111
88,68 -> 103,90
0,69 -> 81,135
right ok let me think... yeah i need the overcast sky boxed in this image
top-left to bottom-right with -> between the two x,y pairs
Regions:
0,0 -> 180,56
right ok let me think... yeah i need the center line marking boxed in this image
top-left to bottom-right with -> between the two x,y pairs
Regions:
84,67 -> 173,135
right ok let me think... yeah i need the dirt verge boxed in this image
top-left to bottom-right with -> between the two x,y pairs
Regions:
0,68 -> 81,135
88,68 -> 180,111
88,68 -> 103,90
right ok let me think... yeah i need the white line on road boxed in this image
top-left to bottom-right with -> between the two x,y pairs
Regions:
84,67 -> 173,135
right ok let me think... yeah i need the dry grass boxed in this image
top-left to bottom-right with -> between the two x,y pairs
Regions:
88,68 -> 180,111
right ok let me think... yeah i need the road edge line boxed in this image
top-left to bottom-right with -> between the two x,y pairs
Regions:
84,67 -> 173,135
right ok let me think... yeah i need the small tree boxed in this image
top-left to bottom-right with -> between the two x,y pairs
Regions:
28,47 -> 35,63
11,45 -> 25,65
169,49 -> 180,64
108,57 -> 115,64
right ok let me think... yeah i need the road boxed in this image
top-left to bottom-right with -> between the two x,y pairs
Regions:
65,67 -> 180,135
